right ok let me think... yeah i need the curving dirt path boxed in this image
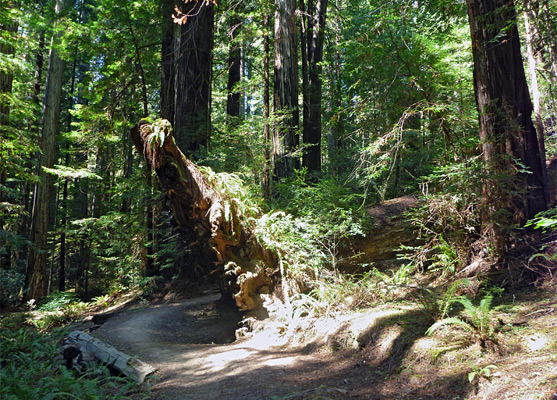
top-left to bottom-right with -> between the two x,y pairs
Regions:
93,293 -> 356,400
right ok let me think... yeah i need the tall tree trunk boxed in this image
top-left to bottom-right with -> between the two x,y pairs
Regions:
173,0 -> 214,156
26,0 -> 66,301
465,0 -> 546,254
160,0 -> 175,123
262,14 -> 271,198
130,20 -> 156,276
21,28 -> 46,267
273,0 -> 299,179
59,50 -> 78,292
226,10 -> 241,120
523,0 -> 549,204
0,0 -> 18,270
300,0 -> 310,160
75,176 -> 90,298
302,0 -> 327,173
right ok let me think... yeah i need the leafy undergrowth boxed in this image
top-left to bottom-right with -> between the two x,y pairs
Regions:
0,319 -> 135,400
0,291 -> 144,400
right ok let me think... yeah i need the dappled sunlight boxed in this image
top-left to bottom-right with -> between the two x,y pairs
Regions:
204,348 -> 256,373
525,333 -> 550,352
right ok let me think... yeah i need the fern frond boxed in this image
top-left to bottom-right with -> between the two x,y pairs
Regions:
426,317 -> 474,336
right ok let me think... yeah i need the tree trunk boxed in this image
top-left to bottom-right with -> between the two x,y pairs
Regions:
302,0 -> 327,174
0,0 -> 18,270
75,177 -> 90,298
300,0 -> 310,163
59,51 -> 78,292
522,0 -> 549,204
273,0 -> 300,179
262,14 -> 271,198
26,0 -> 66,301
226,11 -> 242,120
160,0 -> 175,123
465,0 -> 546,253
130,120 -> 276,310
173,0 -> 214,156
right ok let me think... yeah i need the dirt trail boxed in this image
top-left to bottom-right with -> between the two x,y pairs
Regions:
93,293 -> 354,400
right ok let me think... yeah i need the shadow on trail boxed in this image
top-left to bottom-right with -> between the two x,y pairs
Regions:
143,306 -> 473,400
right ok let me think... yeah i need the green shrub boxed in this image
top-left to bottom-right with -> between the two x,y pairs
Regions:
0,324 -> 133,399
0,269 -> 25,306
426,294 -> 497,348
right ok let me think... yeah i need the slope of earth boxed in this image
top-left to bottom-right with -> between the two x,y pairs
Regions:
88,285 -> 557,400
92,292 -> 369,400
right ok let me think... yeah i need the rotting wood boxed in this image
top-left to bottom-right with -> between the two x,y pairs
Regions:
130,120 -> 276,311
66,330 -> 156,383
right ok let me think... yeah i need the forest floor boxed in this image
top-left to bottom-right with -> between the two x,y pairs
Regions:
84,283 -> 557,400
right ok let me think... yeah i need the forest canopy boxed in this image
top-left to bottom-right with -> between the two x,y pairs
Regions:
0,0 -> 555,308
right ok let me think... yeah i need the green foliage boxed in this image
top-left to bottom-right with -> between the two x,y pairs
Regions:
256,170 -> 371,293
38,292 -> 80,312
426,294 -> 498,347
401,159 -> 483,275
416,279 -> 470,321
468,364 -> 498,383
525,206 -> 557,233
0,269 -> 24,305
0,324 -> 133,399
288,272 -> 383,318
200,166 -> 263,224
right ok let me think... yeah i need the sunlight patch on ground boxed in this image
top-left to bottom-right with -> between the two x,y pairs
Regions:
525,334 -> 550,352
205,348 -> 256,373
261,356 -> 298,367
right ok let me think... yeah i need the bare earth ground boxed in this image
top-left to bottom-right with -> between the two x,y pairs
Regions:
93,292 -> 363,400
89,287 -> 557,400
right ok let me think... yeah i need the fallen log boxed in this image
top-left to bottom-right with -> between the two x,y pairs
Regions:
66,331 -> 156,383
130,119 -> 276,310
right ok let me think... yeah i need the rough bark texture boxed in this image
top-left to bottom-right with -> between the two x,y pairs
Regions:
160,0 -> 175,124
465,0 -> 546,251
302,0 -> 327,174
273,0 -> 299,179
226,13 -> 241,119
173,0 -> 214,156
0,0 -> 18,270
131,120 -> 276,311
66,331 -> 156,383
0,1 -> 17,132
522,0 -> 549,204
263,14 -> 271,198
26,0 -> 66,301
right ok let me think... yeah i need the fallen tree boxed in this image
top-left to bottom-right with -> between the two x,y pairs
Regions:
130,119 -> 276,310
65,331 -> 156,383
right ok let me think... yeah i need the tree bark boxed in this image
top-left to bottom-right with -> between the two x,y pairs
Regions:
226,10 -> 242,120
160,0 -> 175,124
173,0 -> 214,156
302,0 -> 327,174
273,0 -> 300,179
522,0 -> 549,204
0,0 -> 18,270
130,120 -> 276,310
263,14 -> 271,198
26,0 -> 66,301
465,0 -> 546,253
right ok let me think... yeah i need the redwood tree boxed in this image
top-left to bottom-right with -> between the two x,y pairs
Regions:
26,0 -> 66,301
301,0 -> 328,174
465,0 -> 547,252
273,0 -> 299,179
173,0 -> 215,156
226,6 -> 242,120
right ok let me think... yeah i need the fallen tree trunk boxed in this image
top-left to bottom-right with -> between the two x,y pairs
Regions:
130,120 -> 276,310
66,331 -> 156,383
